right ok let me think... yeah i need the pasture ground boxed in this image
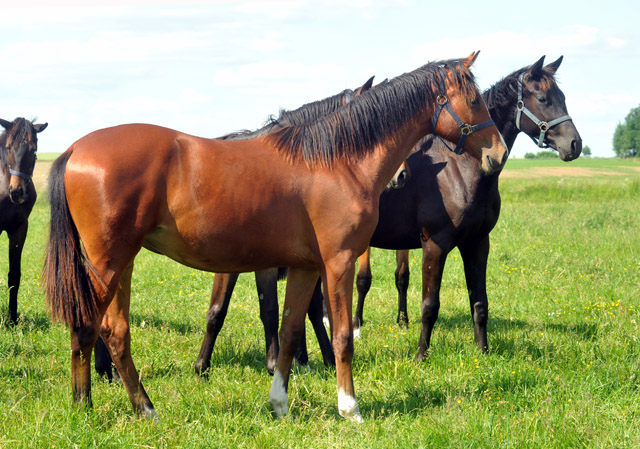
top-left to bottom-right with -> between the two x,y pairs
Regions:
1,156 -> 639,448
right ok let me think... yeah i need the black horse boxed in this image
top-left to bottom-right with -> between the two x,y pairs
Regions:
353,55 -> 582,359
195,55 -> 582,369
0,117 -> 47,324
192,56 -> 582,373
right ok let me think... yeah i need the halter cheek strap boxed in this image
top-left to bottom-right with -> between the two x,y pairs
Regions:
516,73 -> 573,148
431,90 -> 495,155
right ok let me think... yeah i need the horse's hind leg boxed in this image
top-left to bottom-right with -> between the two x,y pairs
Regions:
269,268 -> 318,418
195,272 -> 239,376
94,336 -> 114,381
459,236 -> 490,353
7,225 -> 28,324
254,268 -> 281,373
353,248 -> 372,337
100,260 -> 157,420
395,249 -> 411,328
71,322 -> 101,408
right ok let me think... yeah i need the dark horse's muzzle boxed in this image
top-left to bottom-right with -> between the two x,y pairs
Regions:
9,185 -> 27,204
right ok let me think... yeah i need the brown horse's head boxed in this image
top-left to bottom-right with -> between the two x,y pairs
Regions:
0,118 -> 48,204
432,52 -> 508,175
517,55 -> 582,161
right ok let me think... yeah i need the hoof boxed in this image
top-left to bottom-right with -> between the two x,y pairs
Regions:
142,404 -> 160,423
338,390 -> 363,423
269,370 -> 288,418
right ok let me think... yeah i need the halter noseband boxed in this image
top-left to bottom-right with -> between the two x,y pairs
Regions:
5,149 -> 36,182
516,73 -> 573,148
431,78 -> 495,155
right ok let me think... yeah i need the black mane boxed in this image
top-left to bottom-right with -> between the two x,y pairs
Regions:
266,58 -> 478,166
218,88 -> 355,142
483,65 -> 558,130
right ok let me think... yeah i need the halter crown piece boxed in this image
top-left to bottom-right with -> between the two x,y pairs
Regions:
431,77 -> 495,155
516,73 -> 573,148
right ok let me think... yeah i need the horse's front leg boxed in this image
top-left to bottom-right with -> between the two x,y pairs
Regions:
269,268 -> 318,418
254,268 -> 281,373
417,236 -> 447,361
395,249 -> 411,327
353,248 -> 372,336
307,279 -> 335,367
322,258 -> 362,422
459,236 -> 490,353
7,225 -> 28,324
195,272 -> 239,376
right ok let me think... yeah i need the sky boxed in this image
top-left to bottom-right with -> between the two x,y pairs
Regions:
1,0 -> 639,158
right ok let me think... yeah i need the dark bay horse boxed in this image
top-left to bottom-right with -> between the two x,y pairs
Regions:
43,53 -> 508,422
0,118 -> 47,324
353,56 -> 582,359
93,76 -> 385,379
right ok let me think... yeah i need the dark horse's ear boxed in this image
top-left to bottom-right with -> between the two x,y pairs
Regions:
0,118 -> 12,130
528,56 -> 546,80
354,76 -> 375,96
34,122 -> 48,133
544,56 -> 563,75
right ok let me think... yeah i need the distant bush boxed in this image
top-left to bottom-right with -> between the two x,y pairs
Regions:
524,150 -> 559,159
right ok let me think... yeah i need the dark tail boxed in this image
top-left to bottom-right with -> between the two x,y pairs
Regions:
42,150 -> 99,328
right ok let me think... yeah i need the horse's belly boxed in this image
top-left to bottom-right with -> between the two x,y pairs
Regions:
142,222 -> 315,273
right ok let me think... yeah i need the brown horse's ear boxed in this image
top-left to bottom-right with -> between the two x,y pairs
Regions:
544,55 -> 563,75
34,122 -> 48,133
0,118 -> 12,130
528,55 -> 546,79
354,76 -> 375,96
462,51 -> 480,68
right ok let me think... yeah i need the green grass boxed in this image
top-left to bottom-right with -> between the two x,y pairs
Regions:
1,159 -> 639,448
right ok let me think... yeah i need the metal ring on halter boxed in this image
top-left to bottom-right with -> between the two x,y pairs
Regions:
460,124 -> 473,135
437,95 -> 448,105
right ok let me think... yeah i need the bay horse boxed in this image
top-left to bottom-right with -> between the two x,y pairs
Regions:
353,56 -> 582,359
0,117 -> 47,324
43,53 -> 508,422
93,76 -> 388,379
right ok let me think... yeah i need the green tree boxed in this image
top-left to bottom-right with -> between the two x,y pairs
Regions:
613,105 -> 640,157
582,145 -> 592,157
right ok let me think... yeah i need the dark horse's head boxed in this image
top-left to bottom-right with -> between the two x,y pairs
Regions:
517,56 -> 582,161
0,118 -> 48,204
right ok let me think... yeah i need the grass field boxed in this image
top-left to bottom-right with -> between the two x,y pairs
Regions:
1,157 -> 639,448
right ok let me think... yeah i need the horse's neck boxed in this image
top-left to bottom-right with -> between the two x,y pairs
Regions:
366,118 -> 430,194
494,112 -> 520,152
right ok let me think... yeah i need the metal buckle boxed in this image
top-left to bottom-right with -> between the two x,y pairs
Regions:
437,95 -> 448,105
517,100 -> 525,111
539,122 -> 549,132
460,124 -> 472,135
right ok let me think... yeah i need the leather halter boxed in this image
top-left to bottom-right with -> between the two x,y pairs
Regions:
5,149 -> 36,182
516,73 -> 573,148
431,78 -> 495,155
